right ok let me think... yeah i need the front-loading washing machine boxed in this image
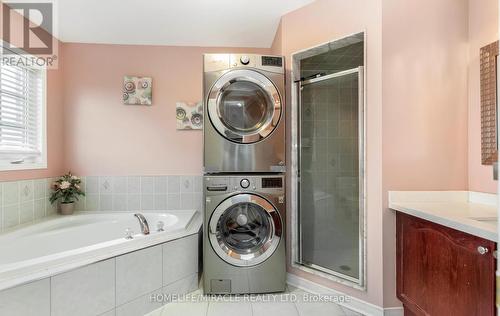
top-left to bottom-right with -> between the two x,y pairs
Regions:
203,174 -> 286,294
203,54 -> 285,173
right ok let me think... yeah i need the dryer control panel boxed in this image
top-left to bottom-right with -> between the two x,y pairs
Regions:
203,54 -> 284,74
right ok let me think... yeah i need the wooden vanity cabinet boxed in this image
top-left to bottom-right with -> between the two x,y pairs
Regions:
396,212 -> 496,316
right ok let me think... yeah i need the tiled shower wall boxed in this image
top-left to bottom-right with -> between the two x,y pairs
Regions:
0,175 -> 203,233
299,72 -> 360,278
300,41 -> 364,78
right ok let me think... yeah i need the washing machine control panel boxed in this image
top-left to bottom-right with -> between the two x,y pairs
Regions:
261,177 -> 283,188
230,177 -> 255,191
240,178 -> 250,188
205,177 -> 229,192
205,176 -> 284,194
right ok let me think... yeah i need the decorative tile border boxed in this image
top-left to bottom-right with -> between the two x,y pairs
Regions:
0,175 -> 203,233
78,175 -> 203,213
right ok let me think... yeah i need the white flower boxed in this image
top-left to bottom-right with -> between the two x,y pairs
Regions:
60,181 -> 71,190
71,175 -> 79,180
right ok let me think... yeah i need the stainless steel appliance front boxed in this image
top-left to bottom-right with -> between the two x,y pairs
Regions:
203,175 -> 286,294
203,54 -> 285,173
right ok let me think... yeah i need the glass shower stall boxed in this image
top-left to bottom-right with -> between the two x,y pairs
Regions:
293,33 -> 365,286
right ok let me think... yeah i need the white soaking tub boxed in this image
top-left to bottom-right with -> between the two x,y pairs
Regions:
0,210 -> 201,291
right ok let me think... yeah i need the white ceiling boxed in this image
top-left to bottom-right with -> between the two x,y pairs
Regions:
54,0 -> 314,48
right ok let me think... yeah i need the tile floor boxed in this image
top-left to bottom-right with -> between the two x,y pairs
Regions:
146,285 -> 364,316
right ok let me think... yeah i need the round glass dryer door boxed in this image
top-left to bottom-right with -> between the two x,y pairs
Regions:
208,193 -> 282,267
207,69 -> 282,143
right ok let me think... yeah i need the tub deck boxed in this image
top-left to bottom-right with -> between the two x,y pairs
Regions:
0,210 -> 201,291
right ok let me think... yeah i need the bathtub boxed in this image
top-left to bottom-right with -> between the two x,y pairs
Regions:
0,210 -> 201,291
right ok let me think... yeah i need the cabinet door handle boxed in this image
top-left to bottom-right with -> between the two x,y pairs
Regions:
477,246 -> 489,255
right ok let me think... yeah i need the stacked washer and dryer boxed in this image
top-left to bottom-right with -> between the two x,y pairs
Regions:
203,54 -> 286,294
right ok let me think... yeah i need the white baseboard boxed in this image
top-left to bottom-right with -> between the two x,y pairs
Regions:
286,273 -> 403,316
383,307 -> 404,316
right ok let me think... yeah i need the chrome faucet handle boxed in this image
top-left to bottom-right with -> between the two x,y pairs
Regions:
157,221 -> 165,232
125,227 -> 134,240
133,213 -> 150,235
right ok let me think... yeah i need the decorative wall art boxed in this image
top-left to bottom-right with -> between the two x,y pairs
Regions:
123,76 -> 152,105
176,102 -> 203,130
480,41 -> 498,165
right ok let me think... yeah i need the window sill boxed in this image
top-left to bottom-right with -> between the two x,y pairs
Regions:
0,162 -> 47,172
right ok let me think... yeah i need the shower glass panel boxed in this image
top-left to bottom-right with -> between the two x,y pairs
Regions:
298,67 -> 363,283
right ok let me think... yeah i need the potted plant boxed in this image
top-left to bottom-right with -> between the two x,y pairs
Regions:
49,172 -> 85,215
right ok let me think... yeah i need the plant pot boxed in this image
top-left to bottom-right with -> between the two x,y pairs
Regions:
60,202 -> 75,215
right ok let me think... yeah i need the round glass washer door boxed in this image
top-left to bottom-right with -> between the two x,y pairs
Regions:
208,193 -> 283,267
207,69 -> 282,144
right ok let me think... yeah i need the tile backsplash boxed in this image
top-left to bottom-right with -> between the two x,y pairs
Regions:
80,175 -> 203,213
0,178 -> 57,232
0,175 -> 203,233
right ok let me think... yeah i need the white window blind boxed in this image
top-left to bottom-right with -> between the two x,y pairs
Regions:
0,62 -> 44,162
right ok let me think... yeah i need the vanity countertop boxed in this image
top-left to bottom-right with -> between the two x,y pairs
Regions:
389,191 -> 498,242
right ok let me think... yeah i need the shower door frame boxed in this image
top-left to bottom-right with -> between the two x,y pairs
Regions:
290,32 -> 367,290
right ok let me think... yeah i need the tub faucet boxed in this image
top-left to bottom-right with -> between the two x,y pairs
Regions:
134,213 -> 150,235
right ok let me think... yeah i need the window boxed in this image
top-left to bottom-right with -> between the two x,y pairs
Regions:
0,45 -> 46,170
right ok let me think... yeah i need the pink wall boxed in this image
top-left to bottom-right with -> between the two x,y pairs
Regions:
382,0 -> 470,307
270,20 -> 282,55
275,0 -> 385,307
0,3 -> 65,181
61,44 -> 270,176
467,0 -> 498,193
